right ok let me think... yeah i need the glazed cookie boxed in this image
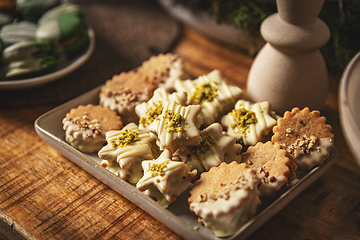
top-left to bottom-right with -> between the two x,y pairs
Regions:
188,162 -> 261,237
99,71 -> 156,124
240,141 -> 297,196
175,123 -> 236,174
98,123 -> 156,184
62,104 -> 122,153
221,99 -> 277,146
136,149 -> 196,208
137,53 -> 187,91
271,107 -> 334,170
135,87 -> 189,131
174,69 -> 243,127
148,101 -> 202,152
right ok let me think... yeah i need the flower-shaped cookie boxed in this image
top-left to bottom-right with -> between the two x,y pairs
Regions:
271,107 -> 334,170
241,141 -> 297,196
98,123 -> 155,183
137,53 -> 187,91
174,69 -> 243,127
175,123 -> 236,173
148,101 -> 202,152
221,99 -> 277,146
136,149 -> 195,207
135,87 -> 188,131
99,71 -> 156,124
188,162 -> 260,237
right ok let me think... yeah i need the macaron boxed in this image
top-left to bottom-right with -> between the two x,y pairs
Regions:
4,55 -> 56,78
37,3 -> 83,26
0,11 -> 13,28
2,40 -> 52,63
0,21 -> 38,47
3,40 -> 56,78
35,4 -> 89,58
16,0 -> 61,22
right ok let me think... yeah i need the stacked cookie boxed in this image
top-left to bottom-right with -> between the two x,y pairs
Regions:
62,53 -> 334,237
0,3 -> 90,78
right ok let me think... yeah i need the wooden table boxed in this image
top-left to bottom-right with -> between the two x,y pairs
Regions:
1,25 -> 360,240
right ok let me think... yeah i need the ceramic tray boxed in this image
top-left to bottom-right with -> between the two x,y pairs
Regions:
34,85 -> 337,240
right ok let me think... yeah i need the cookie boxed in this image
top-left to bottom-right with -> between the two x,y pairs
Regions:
136,149 -> 195,208
271,107 -> 334,170
98,123 -> 156,184
174,123 -> 236,174
188,162 -> 261,237
148,101 -> 202,152
137,53 -> 187,91
221,99 -> 277,146
99,71 -> 157,124
240,141 -> 297,196
174,69 -> 243,127
62,104 -> 123,153
135,87 -> 188,131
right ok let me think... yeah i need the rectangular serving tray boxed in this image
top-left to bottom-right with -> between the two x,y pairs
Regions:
34,85 -> 337,240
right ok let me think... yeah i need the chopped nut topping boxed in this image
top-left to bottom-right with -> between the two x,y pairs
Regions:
284,135 -> 318,158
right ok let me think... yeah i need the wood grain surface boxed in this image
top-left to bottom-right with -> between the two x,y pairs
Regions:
1,25 -> 360,240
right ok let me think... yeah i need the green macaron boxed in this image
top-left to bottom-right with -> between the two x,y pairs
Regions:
37,3 -> 83,26
35,5 -> 89,58
2,40 -> 52,63
0,21 -> 38,47
5,55 -> 56,78
2,40 -> 56,78
16,0 -> 61,22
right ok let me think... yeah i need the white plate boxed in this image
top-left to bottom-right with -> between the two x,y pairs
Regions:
34,87 -> 336,240
339,51 -> 360,165
0,29 -> 95,90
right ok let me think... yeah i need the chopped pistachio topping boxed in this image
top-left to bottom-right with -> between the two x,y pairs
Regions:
149,161 -> 169,177
163,110 -> 186,132
189,132 -> 216,160
140,102 -> 163,127
111,129 -> 139,148
190,82 -> 218,103
230,108 -> 257,134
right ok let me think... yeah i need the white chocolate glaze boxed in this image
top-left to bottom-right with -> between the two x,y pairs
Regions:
100,90 -> 152,123
148,101 -> 202,151
189,170 -> 260,237
136,149 -> 195,207
63,117 -> 106,153
294,137 -> 334,170
175,123 -> 236,173
160,56 -> 186,91
174,69 -> 243,127
258,175 -> 288,196
98,123 -> 155,183
221,100 -> 277,146
135,88 -> 188,131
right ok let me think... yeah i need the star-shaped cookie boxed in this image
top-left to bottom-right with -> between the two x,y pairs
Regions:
148,101 -> 202,152
221,99 -> 277,146
174,69 -> 243,127
136,149 -> 195,207
98,123 -> 155,183
175,123 -> 236,173
135,87 -> 188,131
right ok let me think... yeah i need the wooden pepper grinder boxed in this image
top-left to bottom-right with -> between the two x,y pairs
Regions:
247,0 -> 330,114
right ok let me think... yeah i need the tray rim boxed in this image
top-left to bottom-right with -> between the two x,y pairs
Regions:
34,85 -> 337,240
